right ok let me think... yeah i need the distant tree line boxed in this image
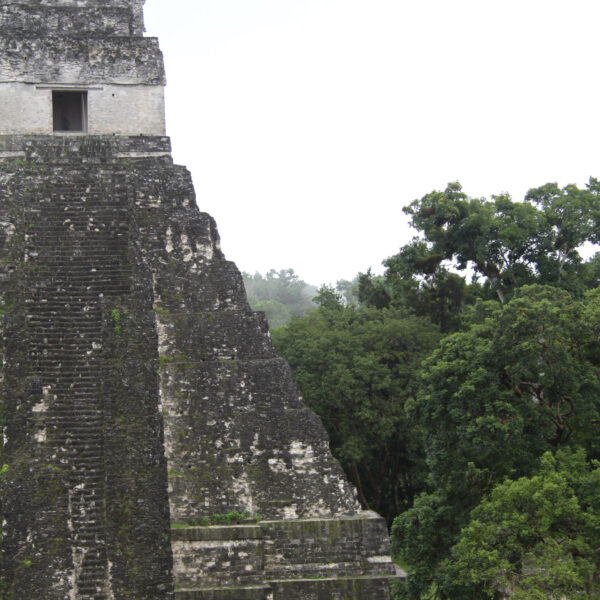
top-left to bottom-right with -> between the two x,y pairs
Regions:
256,180 -> 600,599
242,269 -> 317,328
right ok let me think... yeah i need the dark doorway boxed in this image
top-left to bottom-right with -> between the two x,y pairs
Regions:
52,91 -> 88,132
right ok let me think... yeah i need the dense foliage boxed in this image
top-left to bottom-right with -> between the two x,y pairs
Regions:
269,179 -> 600,599
273,289 -> 440,523
448,449 -> 600,599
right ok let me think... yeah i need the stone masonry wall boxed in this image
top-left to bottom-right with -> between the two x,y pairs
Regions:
0,36 -> 164,85
0,136 -> 397,599
0,0 -> 164,137
0,142 -> 173,599
0,0 -> 146,37
127,156 -> 362,523
0,4 -> 133,36
0,82 -> 166,136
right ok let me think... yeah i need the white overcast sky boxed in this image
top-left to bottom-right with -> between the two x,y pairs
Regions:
144,0 -> 600,285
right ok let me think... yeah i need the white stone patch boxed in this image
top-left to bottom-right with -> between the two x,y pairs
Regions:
268,458 -> 288,474
195,241 -> 214,261
368,556 -> 394,564
283,504 -> 298,519
157,381 -> 164,415
105,559 -> 114,598
32,397 -> 49,413
226,452 -> 244,465
0,152 -> 25,160
140,194 -> 162,208
165,227 -> 173,253
34,428 -> 46,443
289,441 -> 318,474
0,221 -> 15,241
304,498 -> 331,517
250,433 -> 263,457
155,318 -> 170,355
230,474 -> 254,514
180,233 -> 194,263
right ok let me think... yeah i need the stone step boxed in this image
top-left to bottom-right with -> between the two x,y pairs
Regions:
46,412 -> 102,419
171,516 -> 397,597
32,219 -> 123,224
28,271 -> 129,277
267,575 -> 398,599
27,246 -> 127,252
175,586 -> 272,600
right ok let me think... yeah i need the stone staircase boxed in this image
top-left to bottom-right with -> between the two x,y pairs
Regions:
171,514 -> 399,600
23,175 -> 131,599
0,135 -> 398,598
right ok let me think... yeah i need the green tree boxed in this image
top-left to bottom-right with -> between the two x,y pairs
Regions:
448,448 -> 600,599
335,276 -> 361,306
383,244 -> 483,333
401,180 -> 600,303
392,284 -> 600,597
272,287 -> 441,523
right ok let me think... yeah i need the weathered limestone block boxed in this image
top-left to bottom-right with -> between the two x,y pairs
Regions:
0,4 -> 135,36
0,36 -> 165,84
162,357 -> 359,522
0,0 -> 146,36
171,515 -> 397,600
262,515 -> 395,579
0,134 -> 172,161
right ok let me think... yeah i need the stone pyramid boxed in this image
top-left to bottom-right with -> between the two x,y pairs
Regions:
0,1 -> 397,598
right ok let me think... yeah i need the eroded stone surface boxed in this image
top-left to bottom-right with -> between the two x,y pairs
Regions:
0,1 -> 397,598
0,136 -> 396,599
0,0 -> 165,136
171,515 -> 397,600
0,149 -> 173,599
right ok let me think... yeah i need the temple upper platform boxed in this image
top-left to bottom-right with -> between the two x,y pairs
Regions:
0,0 -> 165,136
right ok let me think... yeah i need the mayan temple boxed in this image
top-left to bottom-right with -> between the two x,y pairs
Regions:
0,1 -> 397,598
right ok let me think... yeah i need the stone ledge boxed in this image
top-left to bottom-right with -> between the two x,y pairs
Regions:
171,524 -> 264,542
0,35 -> 164,85
0,134 -> 171,162
267,575 -> 398,599
0,4 -> 139,37
175,586 -> 272,600
171,515 -> 395,598
175,576 -> 401,600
